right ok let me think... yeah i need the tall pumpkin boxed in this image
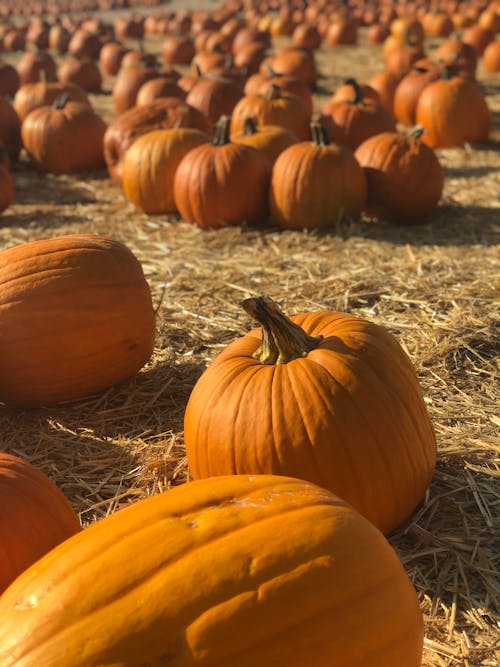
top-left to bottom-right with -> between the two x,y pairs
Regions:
0,452 -> 81,594
185,297 -> 437,534
173,116 -> 272,230
0,474 -> 424,667
0,234 -> 155,406
269,122 -> 367,229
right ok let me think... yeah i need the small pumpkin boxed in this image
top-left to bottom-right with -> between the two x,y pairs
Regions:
112,64 -> 158,115
231,117 -> 299,164
0,452 -> 81,594
321,79 -> 396,150
21,93 -> 106,174
185,74 -> 244,126
415,68 -> 491,148
57,57 -> 102,92
354,127 -> 444,222
122,127 -> 210,213
0,234 -> 155,406
0,474 -> 424,667
367,70 -> 401,115
13,81 -> 90,121
393,65 -> 441,127
244,66 -> 313,114
483,40 -> 500,73
230,84 -> 311,141
184,296 -> 437,534
16,49 -> 57,85
135,76 -> 186,106
269,122 -> 367,229
173,115 -> 272,230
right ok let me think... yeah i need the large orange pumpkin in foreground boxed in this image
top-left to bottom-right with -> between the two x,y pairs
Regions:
0,234 -> 155,406
0,452 -> 81,594
0,474 -> 424,667
185,297 -> 436,534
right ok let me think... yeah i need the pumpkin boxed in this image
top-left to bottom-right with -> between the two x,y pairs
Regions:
186,74 -> 244,126
325,17 -> 358,46
393,65 -> 441,127
320,79 -> 396,150
0,97 -> 22,162
173,115 -> 272,230
57,57 -> 102,92
354,127 -> 444,222
262,45 -> 317,88
112,65 -> 158,115
0,474 -> 424,667
99,41 -> 130,77
135,76 -> 186,106
16,49 -> 57,85
0,234 -> 155,406
0,452 -> 81,594
122,127 -> 210,213
244,66 -> 313,114
48,24 -> 71,55
185,296 -> 437,534
13,81 -> 90,121
434,38 -> 478,79
415,69 -> 491,148
367,70 -> 401,115
329,78 -> 381,105
268,122 -> 366,229
483,40 -> 500,73
462,25 -> 495,56
162,33 -> 195,65
231,117 -> 299,164
103,98 -> 210,185
67,28 -> 101,60
0,60 -> 20,97
21,93 -> 106,174
230,84 -> 311,141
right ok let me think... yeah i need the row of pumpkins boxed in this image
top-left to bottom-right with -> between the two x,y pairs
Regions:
0,230 -> 436,665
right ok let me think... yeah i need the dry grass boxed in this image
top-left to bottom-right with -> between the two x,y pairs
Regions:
0,6 -> 499,665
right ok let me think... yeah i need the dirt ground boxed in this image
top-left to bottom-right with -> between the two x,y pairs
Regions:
0,3 -> 499,665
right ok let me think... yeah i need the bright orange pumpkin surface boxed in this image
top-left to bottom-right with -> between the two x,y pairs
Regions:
185,298 -> 437,534
0,234 -> 155,406
0,452 -> 81,594
0,474 -> 424,667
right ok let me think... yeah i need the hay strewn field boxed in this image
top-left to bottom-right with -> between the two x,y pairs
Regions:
0,3 -> 499,665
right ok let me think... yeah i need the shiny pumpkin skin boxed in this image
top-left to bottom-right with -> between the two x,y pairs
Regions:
354,131 -> 444,222
185,311 -> 436,534
0,234 -> 155,406
0,474 -> 424,667
269,140 -> 367,229
415,76 -> 491,148
21,100 -> 106,174
122,128 -> 210,213
231,122 -> 299,164
0,452 -> 81,594
173,139 -> 272,230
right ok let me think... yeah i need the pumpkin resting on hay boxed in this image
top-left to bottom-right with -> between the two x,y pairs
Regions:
0,474 -> 424,667
0,452 -> 81,594
0,233 -> 155,406
185,296 -> 437,534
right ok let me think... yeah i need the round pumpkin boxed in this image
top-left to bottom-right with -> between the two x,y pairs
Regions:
185,297 -> 437,534
483,40 -> 500,73
13,81 -> 90,121
269,122 -> 367,229
186,74 -> 244,126
174,116 -> 272,230
231,117 -> 299,164
122,127 -> 210,214
0,452 -> 81,594
0,474 -> 424,666
21,94 -> 106,174
354,128 -> 444,222
415,70 -> 491,148
0,234 -> 155,406
393,65 -> 441,127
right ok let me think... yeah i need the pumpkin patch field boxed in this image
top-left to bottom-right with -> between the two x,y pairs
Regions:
0,0 -> 498,665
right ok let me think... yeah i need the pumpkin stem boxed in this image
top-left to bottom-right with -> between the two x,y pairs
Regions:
242,117 -> 257,136
53,92 -> 70,109
212,115 -> 231,146
344,78 -> 363,105
241,296 -> 323,365
407,125 -> 426,139
264,83 -> 282,100
310,121 -> 329,146
441,65 -> 451,80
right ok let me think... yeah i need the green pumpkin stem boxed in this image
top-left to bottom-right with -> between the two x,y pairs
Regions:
407,125 -> 426,140
264,84 -> 281,100
241,296 -> 323,365
344,78 -> 363,105
53,92 -> 70,110
310,121 -> 329,146
242,117 -> 257,136
212,116 -> 231,146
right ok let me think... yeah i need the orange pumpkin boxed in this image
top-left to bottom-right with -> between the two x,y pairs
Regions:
0,452 -> 81,594
184,297 -> 437,534
231,117 -> 299,164
21,93 -> 106,174
174,115 -> 272,230
0,234 -> 155,406
393,65 -> 441,126
122,127 -> 210,213
13,81 -> 90,121
0,474 -> 424,667
354,128 -> 444,222
269,122 -> 367,229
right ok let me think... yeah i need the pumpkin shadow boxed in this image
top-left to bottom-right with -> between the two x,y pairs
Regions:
10,163 -> 101,206
444,164 -> 500,178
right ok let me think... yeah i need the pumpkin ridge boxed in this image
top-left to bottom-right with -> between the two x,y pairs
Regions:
8,499 -> 349,663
